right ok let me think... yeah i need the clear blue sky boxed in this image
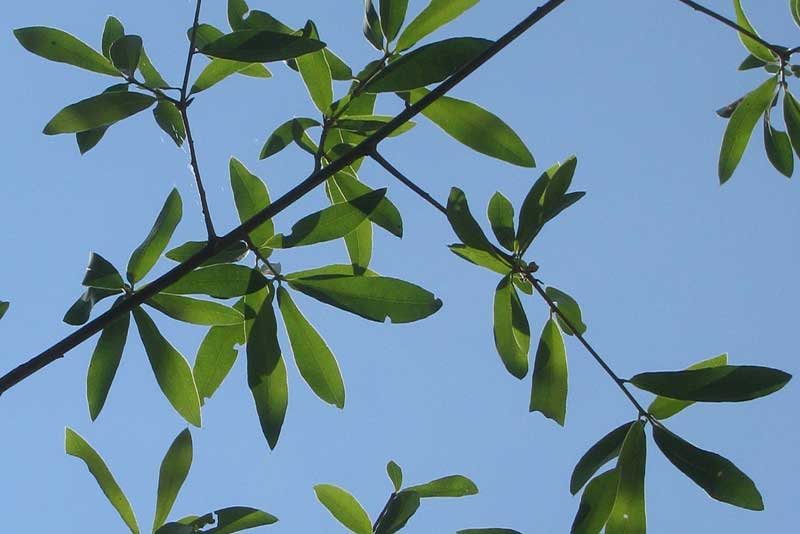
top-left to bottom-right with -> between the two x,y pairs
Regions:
1,1 -> 797,533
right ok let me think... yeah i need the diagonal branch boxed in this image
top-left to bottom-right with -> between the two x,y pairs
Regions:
370,150 -> 447,214
0,0 -> 570,397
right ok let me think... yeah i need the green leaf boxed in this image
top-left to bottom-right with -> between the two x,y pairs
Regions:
764,110 -> 794,177
296,21 -> 333,114
334,115 -> 416,137
87,308 -> 130,420
363,0 -> 385,50
139,47 -> 169,88
630,365 -> 791,402
648,354 -> 728,419
278,287 -> 345,408
285,264 -> 379,279
314,484 -> 372,534
458,530 -> 521,534
191,58 -> 271,94
367,37 -> 492,93
82,252 -> 126,290
545,286 -> 586,336
201,30 -> 325,63
570,422 -> 634,495
381,0 -> 410,43
542,155 -> 578,214
101,17 -> 125,59
324,178 -> 373,273
328,171 -> 403,237
387,461 -> 403,491
14,26 -> 119,76
288,274 -> 442,323
493,276 -> 530,379
396,0 -> 480,52
44,91 -> 156,135
260,118 -> 321,159
194,324 -> 243,403
133,307 -> 202,427
268,189 -> 387,248
448,245 -> 512,275
127,188 -> 182,285
719,77 -> 778,183
404,475 -> 478,498
570,469 -> 618,534
488,192 -> 516,251
74,84 -> 129,154
400,89 -> 535,167
0,301 -> 9,321
165,265 -> 268,299
65,428 -> 140,534
793,0 -> 800,28
515,170 -> 552,252
230,158 -> 275,248
153,101 -> 186,147
166,240 -> 249,266
109,34 -> 142,78
738,54 -> 766,71
652,425 -> 763,510
732,0 -> 776,62
374,492 -> 420,534
529,318 -> 568,426
605,421 -> 647,534
64,287 -> 121,326
206,507 -> 278,534
146,293 -> 243,326
447,188 -> 495,252
783,91 -> 800,158
153,429 -> 193,531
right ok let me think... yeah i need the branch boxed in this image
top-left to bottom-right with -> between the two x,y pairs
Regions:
370,150 -> 447,215
0,0 -> 571,397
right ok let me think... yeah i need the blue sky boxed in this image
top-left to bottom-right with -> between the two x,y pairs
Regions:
1,1 -> 797,533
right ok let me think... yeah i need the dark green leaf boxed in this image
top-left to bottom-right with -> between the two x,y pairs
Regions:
74,84 -> 128,153
191,58 -> 271,94
146,293 -> 243,326
653,425 -> 763,510
404,475 -> 478,498
570,469 -> 618,534
296,21 -> 333,113
206,507 -> 278,534
155,523 -> 194,534
447,187 -> 495,252
381,0 -> 410,43
14,26 -> 119,75
153,101 -> 186,146
448,245 -> 512,275
201,30 -> 325,63
64,287 -> 121,326
194,324 -> 243,403
109,34 -> 142,77
260,118 -> 320,159
493,276 -> 530,379
285,264 -> 379,279
542,156 -> 577,214
230,158 -> 275,248
165,265 -> 268,299
545,286 -> 586,336
314,484 -> 372,534
488,192 -> 515,251
648,354 -> 728,420
166,240 -> 249,266
335,115 -> 416,137
515,168 -> 553,253
288,274 -> 442,323
153,429 -> 193,531
133,307 -> 202,427
733,0 -> 776,62
630,365 -> 792,402
738,54 -> 767,71
458,530 -> 521,534
719,77 -> 778,183
387,461 -> 403,491
794,0 -> 800,29
328,171 -> 403,237
87,307 -> 129,420
605,421 -> 647,534
363,0 -> 385,50
570,422 -> 634,495
783,91 -> 800,158
139,48 -> 169,88
716,97 -> 744,119
401,89 -> 535,167
325,173 -> 373,270
367,37 -> 492,93
396,0 -> 480,52
529,318 -> 568,426
82,252 -> 126,290
374,492 -> 420,534
191,24 -> 227,49
764,111 -> 793,177
65,428 -> 140,533
323,49 -> 353,80
101,17 -> 125,59
127,188 -> 182,285
0,301 -> 9,321
44,92 -> 156,135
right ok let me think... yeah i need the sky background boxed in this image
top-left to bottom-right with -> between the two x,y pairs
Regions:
1,1 -> 798,533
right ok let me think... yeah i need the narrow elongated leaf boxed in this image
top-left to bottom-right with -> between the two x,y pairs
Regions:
206,507 -> 278,534
288,274 -> 442,323
732,0 -> 776,62
268,189 -> 386,248
260,118 -> 320,159
14,26 -> 119,75
648,354 -> 728,419
793,0 -> 800,28
542,156 -> 578,213
516,170 -> 553,253
488,192 -> 515,251
202,30 -> 325,62
719,77 -> 778,183
153,429 -> 193,531
335,115 -> 416,137
493,276 -> 530,379
738,54 -> 766,71
194,324 -> 243,403
764,111 -> 793,177
329,171 -> 403,237
166,240 -> 249,266
44,92 -> 156,135
530,318 -> 568,425
102,17 -> 125,59
0,301 -> 9,321
363,0 -> 385,50
127,188 -> 182,285
109,35 -> 142,78
314,484 -> 372,534
387,461 -> 403,491
165,265 -> 268,299
367,37 -> 492,93
133,308 -> 201,427
570,422 -> 634,495
653,425 -> 763,510
374,492 -> 420,534
783,91 -> 800,157
545,286 -> 586,336
139,48 -> 169,89
285,264 -> 379,279
448,245 -> 512,275
65,428 -> 140,534
82,252 -> 126,290
146,294 -> 243,326
381,0 -> 410,42
191,58 -> 271,94
153,101 -> 186,146
230,158 -> 275,247
74,84 -> 128,154
87,309 -> 130,420
64,287 -> 121,326
278,287 -> 345,408
404,475 -> 478,498
296,21 -> 333,113
401,89 -> 534,167
396,0 -> 480,52
630,365 -> 791,402
571,469 -> 618,534
606,421 -> 647,534
447,187 -> 495,252
324,178 -> 373,272
459,530 -> 521,534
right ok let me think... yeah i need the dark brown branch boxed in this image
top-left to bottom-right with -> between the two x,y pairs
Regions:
0,0 -> 569,396
369,150 -> 448,215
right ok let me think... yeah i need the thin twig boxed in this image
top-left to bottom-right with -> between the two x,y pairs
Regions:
0,0 -> 569,396
370,150 -> 448,214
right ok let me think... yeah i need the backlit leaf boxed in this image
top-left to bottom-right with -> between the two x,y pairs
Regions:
328,171 -> 403,237
109,35 -> 142,78
87,307 -> 129,420
296,21 -> 333,113
448,245 -> 512,275
314,484 -> 372,534
763,111 -> 793,177
166,240 -> 249,267
260,118 -> 320,159
387,461 -> 403,491
380,0 -> 410,43
493,276 -> 530,379
374,492 -> 419,534
14,26 -> 119,75
206,507 -> 278,534
101,17 -> 125,59
396,0 -> 480,52
529,318 -> 568,426
732,0 -> 776,62
153,429 -> 193,531
545,286 -> 586,336
783,91 -> 800,157
64,287 -> 121,326
191,58 -> 272,94
570,469 -> 618,534
82,252 -> 126,290
165,265 -> 269,299
146,293 -> 243,326
201,30 -> 325,63
404,475 -> 478,498
363,0 -> 385,50
127,188 -> 182,285
44,91 -> 156,135
605,421 -> 647,534
447,187 -> 495,253
570,422 -> 634,495
648,354 -> 728,419
230,158 -> 275,248
194,324 -> 243,403
488,192 -> 515,251
153,101 -> 186,146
